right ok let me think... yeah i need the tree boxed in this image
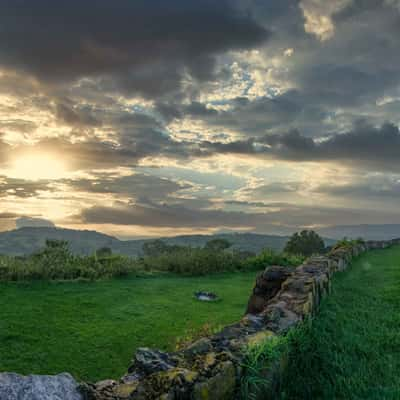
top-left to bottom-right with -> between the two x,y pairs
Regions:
284,230 -> 325,257
96,247 -> 112,258
204,238 -> 232,252
142,239 -> 170,257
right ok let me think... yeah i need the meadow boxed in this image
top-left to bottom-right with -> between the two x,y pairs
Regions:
0,237 -> 304,383
278,245 -> 400,399
0,271 -> 257,381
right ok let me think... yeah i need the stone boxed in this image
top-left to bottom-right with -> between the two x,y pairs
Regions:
183,338 -> 213,357
131,368 -> 199,399
263,301 -> 301,333
192,362 -> 236,400
246,266 -> 293,315
194,291 -> 219,302
95,379 -> 116,391
129,348 -> 178,375
0,372 -> 83,400
113,382 -> 140,398
245,330 -> 276,346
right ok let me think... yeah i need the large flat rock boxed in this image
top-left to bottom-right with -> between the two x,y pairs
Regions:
0,372 -> 82,400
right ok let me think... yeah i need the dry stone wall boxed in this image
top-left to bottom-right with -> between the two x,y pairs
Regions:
1,239 -> 399,400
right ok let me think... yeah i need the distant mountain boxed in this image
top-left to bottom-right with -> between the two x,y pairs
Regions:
0,227 -> 298,257
317,224 -> 400,241
0,227 -> 121,256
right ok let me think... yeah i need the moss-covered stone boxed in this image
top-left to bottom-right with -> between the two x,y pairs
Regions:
245,330 -> 275,346
192,362 -> 236,400
114,382 -> 140,398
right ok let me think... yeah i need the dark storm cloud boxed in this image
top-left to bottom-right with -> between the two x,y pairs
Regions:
0,0 -> 269,97
314,179 -> 400,201
66,173 -> 190,201
199,122 -> 400,171
157,91 -> 305,135
80,201 -> 284,229
55,101 -> 100,128
80,200 -> 400,231
164,0 -> 400,137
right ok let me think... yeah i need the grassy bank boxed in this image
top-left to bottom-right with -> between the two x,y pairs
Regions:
0,271 -> 256,381
279,245 -> 400,399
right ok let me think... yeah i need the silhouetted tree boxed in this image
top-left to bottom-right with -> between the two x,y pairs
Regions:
142,239 -> 170,257
96,247 -> 112,258
204,238 -> 232,252
284,230 -> 325,257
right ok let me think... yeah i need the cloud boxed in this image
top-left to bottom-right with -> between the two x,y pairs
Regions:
1,0 -> 400,235
0,177 -> 52,198
199,122 -> 400,172
0,212 -> 20,219
0,0 -> 269,97
55,101 -> 100,128
300,0 -> 352,40
313,176 -> 400,202
79,200 -> 400,233
66,172 -> 190,202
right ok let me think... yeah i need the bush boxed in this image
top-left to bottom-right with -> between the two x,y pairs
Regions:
243,249 -> 305,270
331,237 -> 365,251
0,239 -> 306,282
140,247 -> 243,275
0,240 -> 142,282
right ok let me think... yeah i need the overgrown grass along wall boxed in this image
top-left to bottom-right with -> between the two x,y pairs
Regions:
239,245 -> 400,400
277,245 -> 400,399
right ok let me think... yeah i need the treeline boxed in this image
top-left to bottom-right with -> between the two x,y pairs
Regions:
0,230 -> 331,281
0,240 -> 140,281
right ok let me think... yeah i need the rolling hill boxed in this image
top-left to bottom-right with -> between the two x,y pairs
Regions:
0,227 -> 293,257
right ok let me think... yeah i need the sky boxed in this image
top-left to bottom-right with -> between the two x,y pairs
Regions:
0,0 -> 400,238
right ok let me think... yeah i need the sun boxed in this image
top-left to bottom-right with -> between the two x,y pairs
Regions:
6,153 -> 68,181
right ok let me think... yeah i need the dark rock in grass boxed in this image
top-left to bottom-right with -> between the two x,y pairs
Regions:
128,348 -> 178,375
246,265 -> 293,315
194,291 -> 219,302
0,372 -> 82,400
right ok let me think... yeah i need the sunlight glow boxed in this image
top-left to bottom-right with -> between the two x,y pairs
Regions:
6,153 -> 68,181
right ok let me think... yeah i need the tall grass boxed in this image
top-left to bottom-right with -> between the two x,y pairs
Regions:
0,240 -> 305,281
140,247 -> 244,275
241,335 -> 287,400
0,240 -> 141,281
278,246 -> 400,399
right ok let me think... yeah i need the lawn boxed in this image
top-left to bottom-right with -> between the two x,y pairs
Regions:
279,245 -> 400,400
0,271 -> 257,382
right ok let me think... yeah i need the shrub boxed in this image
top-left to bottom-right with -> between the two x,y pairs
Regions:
0,240 -> 142,282
243,249 -> 305,271
331,237 -> 365,251
0,239 -> 306,281
204,238 -> 232,252
140,247 -> 243,275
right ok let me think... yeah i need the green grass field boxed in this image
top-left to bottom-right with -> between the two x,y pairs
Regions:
279,245 -> 400,400
0,271 -> 256,381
